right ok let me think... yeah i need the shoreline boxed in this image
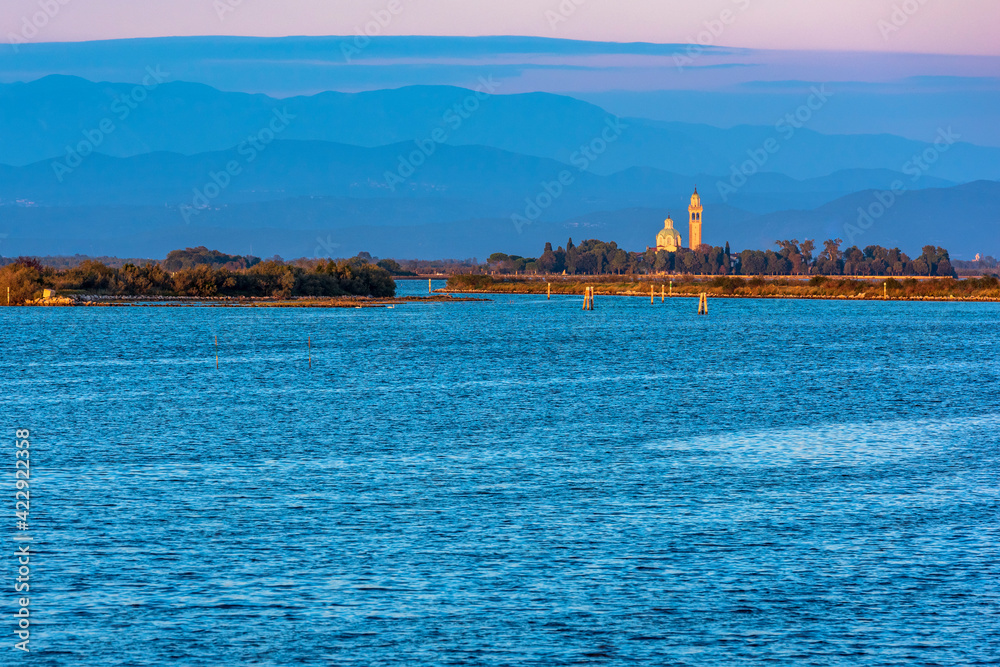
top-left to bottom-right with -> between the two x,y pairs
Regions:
17,294 -> 488,308
442,278 -> 1000,303
444,289 -> 1000,303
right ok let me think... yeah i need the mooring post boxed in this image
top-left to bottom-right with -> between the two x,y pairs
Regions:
884,282 -> 887,299
661,285 -> 665,303
651,285 -> 654,304
698,293 -> 709,315
670,280 -> 673,296
548,283 -> 551,300
428,279 -> 432,294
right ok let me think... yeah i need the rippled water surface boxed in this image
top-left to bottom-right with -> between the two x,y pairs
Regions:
3,283 -> 999,665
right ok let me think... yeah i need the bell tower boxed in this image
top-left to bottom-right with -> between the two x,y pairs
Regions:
688,187 -> 703,249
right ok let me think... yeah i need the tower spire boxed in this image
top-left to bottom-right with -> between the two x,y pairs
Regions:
688,187 -> 703,249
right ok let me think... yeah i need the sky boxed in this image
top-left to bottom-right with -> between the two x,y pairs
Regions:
2,0 -> 999,56
2,1 -> 998,146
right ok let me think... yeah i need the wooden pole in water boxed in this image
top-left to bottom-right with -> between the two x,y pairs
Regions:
590,287 -> 595,310
884,282 -> 887,299
548,283 -> 551,300
651,285 -> 654,304
428,279 -> 432,294
698,293 -> 709,315
670,281 -> 673,296
661,285 -> 665,303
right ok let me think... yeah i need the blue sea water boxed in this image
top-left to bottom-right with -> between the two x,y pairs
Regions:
2,282 -> 999,665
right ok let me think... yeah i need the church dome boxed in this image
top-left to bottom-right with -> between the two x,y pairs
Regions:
656,216 -> 682,251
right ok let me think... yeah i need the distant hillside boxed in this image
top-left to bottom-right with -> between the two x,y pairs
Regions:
2,76 -> 999,183
1,75 -> 995,261
0,140 -> 963,218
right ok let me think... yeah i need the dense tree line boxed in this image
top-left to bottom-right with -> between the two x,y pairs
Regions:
489,239 -> 958,277
0,254 -> 154,269
1,251 -> 480,276
163,246 -> 262,271
0,255 -> 395,305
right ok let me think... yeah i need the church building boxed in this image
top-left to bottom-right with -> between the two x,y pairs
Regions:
652,188 -> 703,251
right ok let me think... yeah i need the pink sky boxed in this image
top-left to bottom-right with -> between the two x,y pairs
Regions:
3,0 -> 999,56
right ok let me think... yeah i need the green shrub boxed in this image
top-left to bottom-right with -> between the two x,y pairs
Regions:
447,274 -> 495,290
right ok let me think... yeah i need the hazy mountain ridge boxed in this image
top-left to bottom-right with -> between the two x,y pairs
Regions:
0,73 -> 996,260
0,139 -> 962,214
2,76 -> 999,184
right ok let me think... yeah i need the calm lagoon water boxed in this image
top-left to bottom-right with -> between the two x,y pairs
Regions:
3,281 -> 999,665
